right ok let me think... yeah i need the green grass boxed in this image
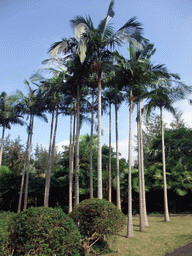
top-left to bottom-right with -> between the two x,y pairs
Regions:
104,215 -> 192,256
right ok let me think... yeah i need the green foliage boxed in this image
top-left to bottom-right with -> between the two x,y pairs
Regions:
33,143 -> 62,177
2,135 -> 25,175
70,198 -> 126,239
0,165 -> 11,176
0,211 -> 16,256
8,207 -> 81,255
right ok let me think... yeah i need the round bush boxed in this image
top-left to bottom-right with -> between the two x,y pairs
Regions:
8,207 -> 81,255
70,198 -> 126,239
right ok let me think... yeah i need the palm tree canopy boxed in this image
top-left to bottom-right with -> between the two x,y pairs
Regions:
0,92 -> 25,129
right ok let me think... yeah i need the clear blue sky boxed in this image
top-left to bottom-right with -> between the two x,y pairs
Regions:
1,0 -> 192,159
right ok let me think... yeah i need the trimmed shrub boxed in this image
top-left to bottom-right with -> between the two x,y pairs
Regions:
8,207 -> 81,255
70,198 -> 126,255
0,211 -> 16,256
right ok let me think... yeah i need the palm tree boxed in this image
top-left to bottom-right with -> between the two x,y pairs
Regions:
116,42 -> 170,232
38,73 -> 70,208
115,48 -> 147,235
70,0 -> 143,199
16,81 -> 47,212
0,92 -> 24,167
131,42 -> 163,228
143,72 -> 192,221
144,84 -> 176,222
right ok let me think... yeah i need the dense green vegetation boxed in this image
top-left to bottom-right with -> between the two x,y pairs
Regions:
1,124 -> 192,214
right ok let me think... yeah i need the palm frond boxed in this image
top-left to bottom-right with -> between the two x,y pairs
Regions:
48,38 -> 78,58
107,0 -> 115,18
118,16 -> 143,32
70,15 -> 93,39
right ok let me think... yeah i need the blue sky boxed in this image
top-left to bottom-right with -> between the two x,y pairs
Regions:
1,0 -> 192,159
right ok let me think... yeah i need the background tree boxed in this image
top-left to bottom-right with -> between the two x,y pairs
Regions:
2,135 -> 25,175
0,92 -> 24,167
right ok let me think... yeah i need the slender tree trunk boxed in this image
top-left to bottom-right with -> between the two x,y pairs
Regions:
69,109 -> 76,211
44,107 -> 59,207
47,110 -> 55,171
108,103 -> 112,202
137,103 -> 145,232
97,71 -> 102,199
115,100 -> 121,210
0,126 -> 5,167
139,101 -> 149,227
72,110 -> 76,183
44,110 -> 54,207
90,89 -> 94,198
127,95 -> 134,238
17,133 -> 30,212
68,107 -> 74,213
23,115 -> 34,210
75,86 -> 80,205
160,107 -> 170,222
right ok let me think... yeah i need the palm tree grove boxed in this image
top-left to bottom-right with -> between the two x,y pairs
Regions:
1,1 -> 192,255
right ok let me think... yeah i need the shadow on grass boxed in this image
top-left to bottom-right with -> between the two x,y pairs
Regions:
179,234 -> 192,240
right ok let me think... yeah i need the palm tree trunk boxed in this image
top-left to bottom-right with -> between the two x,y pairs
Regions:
68,107 -> 74,213
127,95 -> 134,238
17,132 -> 30,212
115,100 -> 121,210
0,126 -> 5,167
160,107 -> 170,222
90,89 -> 94,198
75,85 -> 80,205
72,109 -> 76,182
44,109 -> 54,207
108,103 -> 112,202
139,101 -> 149,227
47,110 -> 55,171
44,107 -> 59,207
97,70 -> 102,199
137,103 -> 145,232
23,115 -> 34,210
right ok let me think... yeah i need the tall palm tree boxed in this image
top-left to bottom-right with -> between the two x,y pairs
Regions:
143,77 -> 182,222
16,81 -> 47,212
0,92 -> 24,167
116,42 -> 171,232
70,0 -> 143,199
131,42 -> 165,228
38,73 -> 69,208
115,48 -> 148,235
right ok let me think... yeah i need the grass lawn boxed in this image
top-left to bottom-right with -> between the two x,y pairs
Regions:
104,215 -> 192,256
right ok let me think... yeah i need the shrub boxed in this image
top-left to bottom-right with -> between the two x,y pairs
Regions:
8,207 -> 81,255
70,198 -> 126,255
0,211 -> 16,256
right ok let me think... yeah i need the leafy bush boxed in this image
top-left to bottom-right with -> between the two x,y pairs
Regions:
70,198 -> 126,255
0,211 -> 16,256
8,207 -> 81,255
